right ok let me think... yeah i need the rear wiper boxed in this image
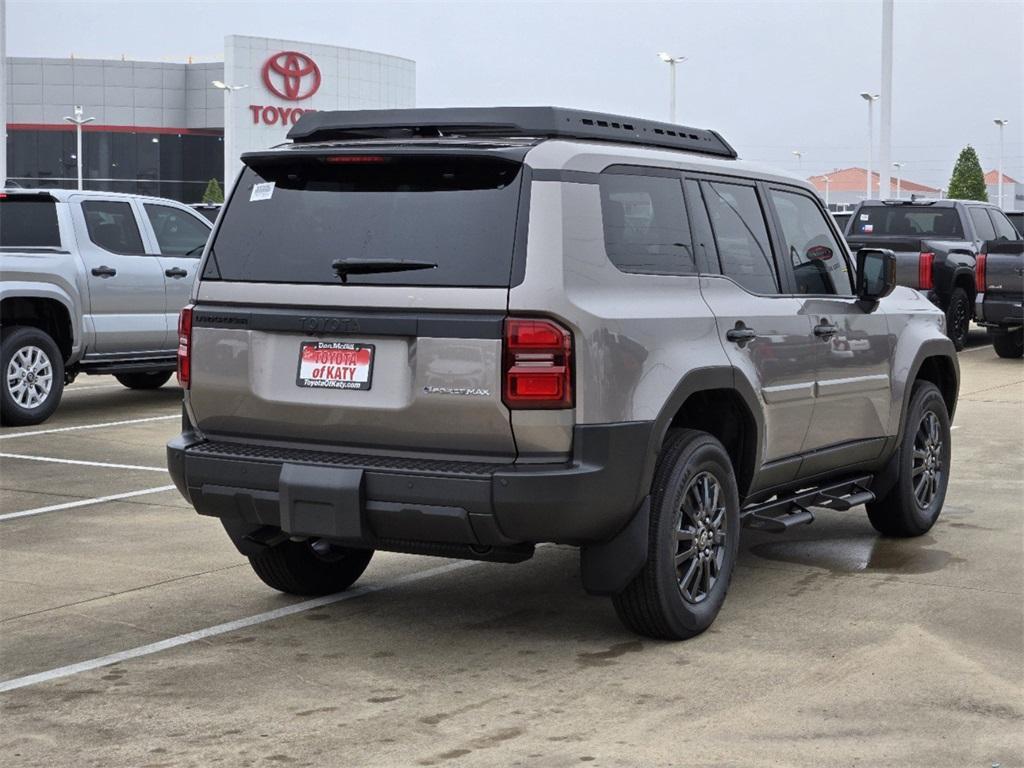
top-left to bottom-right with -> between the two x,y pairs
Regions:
331,258 -> 437,283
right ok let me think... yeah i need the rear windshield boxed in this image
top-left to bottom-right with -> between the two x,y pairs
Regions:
851,205 -> 964,238
208,155 -> 524,287
0,197 -> 61,248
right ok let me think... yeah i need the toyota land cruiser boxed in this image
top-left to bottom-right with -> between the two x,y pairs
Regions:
167,108 -> 959,639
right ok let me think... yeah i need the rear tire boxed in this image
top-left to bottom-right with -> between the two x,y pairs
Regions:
115,371 -> 173,390
1,326 -> 65,427
944,287 -> 970,351
613,429 -> 740,640
866,381 -> 951,537
249,539 -> 373,596
992,329 -> 1023,359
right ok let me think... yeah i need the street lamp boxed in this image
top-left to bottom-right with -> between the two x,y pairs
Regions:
212,81 -> 249,193
892,162 -> 903,199
822,175 -> 831,208
657,52 -> 687,123
792,150 -> 803,171
860,92 -> 879,200
62,105 -> 95,191
994,119 -> 1009,209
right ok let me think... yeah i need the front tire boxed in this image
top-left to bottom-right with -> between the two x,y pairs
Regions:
115,371 -> 174,390
1,326 -> 65,427
866,381 -> 951,537
992,329 -> 1023,359
613,429 -> 741,640
945,287 -> 970,351
249,539 -> 373,596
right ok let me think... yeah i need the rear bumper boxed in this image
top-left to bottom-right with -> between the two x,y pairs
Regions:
975,292 -> 1024,330
167,421 -> 653,551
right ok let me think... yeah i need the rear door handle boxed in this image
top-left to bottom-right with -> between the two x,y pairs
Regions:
91,266 -> 117,278
814,322 -> 838,338
726,324 -> 757,345
164,267 -> 188,278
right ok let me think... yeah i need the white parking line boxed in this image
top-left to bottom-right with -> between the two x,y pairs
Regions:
0,414 -> 178,440
960,344 -> 993,354
0,558 -> 481,693
0,453 -> 166,473
0,485 -> 177,521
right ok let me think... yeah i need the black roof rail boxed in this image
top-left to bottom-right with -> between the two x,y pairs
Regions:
287,107 -> 738,159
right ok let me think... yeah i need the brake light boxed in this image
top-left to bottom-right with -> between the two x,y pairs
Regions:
323,155 -> 388,164
918,252 -> 934,290
177,305 -> 193,388
503,318 -> 573,409
976,253 -> 987,291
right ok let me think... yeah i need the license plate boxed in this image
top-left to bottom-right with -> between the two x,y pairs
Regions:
296,341 -> 374,390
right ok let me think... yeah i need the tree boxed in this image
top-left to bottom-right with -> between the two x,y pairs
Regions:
201,178 -> 224,204
946,146 -> 988,201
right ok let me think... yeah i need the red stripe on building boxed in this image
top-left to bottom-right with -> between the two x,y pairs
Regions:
7,123 -> 223,137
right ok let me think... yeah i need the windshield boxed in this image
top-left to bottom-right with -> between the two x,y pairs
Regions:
851,205 -> 965,239
208,155 -> 524,287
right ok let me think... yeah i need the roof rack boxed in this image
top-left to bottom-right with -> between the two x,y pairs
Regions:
287,107 -> 737,159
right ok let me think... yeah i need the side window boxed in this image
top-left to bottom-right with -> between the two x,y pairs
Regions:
598,173 -> 695,275
968,207 -> 996,241
988,209 -> 1021,241
770,189 -> 853,295
701,181 -> 778,294
144,204 -> 211,257
81,200 -> 145,255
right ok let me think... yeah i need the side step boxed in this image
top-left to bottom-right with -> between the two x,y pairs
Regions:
742,475 -> 875,534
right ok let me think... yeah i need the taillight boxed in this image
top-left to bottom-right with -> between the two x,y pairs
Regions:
177,305 -> 193,388
918,252 -> 934,290
976,253 -> 987,291
502,317 -> 573,409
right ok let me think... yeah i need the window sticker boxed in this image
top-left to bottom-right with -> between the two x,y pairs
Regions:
250,182 -> 275,202
863,223 -> 874,233
859,213 -> 870,221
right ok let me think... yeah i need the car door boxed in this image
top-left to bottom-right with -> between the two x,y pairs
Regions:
141,202 -> 212,347
72,196 -> 168,355
688,177 -> 818,485
766,186 -> 893,473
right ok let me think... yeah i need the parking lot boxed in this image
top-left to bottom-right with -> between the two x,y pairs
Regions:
0,330 -> 1020,768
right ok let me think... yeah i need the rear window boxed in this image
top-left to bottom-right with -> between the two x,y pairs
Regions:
0,197 -> 61,248
208,155 -> 524,287
851,205 -> 964,238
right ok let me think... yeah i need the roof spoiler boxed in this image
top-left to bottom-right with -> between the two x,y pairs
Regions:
286,107 -> 738,159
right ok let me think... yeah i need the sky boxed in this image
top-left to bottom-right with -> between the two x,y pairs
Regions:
6,0 -> 1023,189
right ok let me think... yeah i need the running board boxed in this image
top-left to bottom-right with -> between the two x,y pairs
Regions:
742,475 -> 875,533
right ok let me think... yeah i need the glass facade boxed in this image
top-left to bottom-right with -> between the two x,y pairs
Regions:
6,129 -> 224,203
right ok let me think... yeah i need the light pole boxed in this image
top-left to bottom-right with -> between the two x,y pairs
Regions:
212,80 -> 249,193
657,52 -> 687,123
994,119 -> 1009,209
792,150 -> 803,172
62,105 -> 95,190
860,92 -> 879,200
892,162 -> 902,199
822,176 -> 831,208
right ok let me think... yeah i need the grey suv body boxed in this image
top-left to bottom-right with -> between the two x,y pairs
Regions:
168,108 -> 959,639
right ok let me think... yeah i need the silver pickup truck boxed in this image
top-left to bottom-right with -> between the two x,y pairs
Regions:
1,189 -> 212,425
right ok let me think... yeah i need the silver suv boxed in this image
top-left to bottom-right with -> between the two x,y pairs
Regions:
167,108 -> 959,639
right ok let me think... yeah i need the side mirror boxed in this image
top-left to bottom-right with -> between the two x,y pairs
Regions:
856,248 -> 897,306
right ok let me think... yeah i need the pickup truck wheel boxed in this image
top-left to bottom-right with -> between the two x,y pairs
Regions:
612,429 -> 740,640
992,329 -> 1023,359
866,381 -> 951,537
115,371 -> 173,390
945,287 -> 970,351
248,539 -> 373,596
1,326 -> 65,427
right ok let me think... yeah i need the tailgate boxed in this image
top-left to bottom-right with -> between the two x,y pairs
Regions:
186,151 -> 527,458
981,242 -> 1024,325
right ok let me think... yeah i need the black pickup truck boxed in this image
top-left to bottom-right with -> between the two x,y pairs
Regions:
844,199 -> 1020,350
975,213 -> 1024,358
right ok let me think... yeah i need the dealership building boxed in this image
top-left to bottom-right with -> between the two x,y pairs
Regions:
2,35 -> 416,201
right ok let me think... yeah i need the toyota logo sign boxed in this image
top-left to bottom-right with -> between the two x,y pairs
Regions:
262,51 -> 321,101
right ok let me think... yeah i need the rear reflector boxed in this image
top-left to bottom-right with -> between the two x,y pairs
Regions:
177,305 -> 193,388
503,317 -> 573,410
976,252 -> 987,291
918,252 -> 934,290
